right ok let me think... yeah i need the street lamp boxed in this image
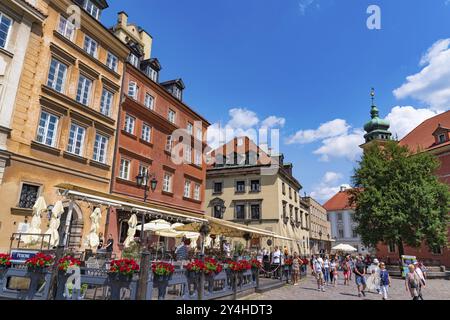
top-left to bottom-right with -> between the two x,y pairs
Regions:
136,172 -> 158,301
319,230 -> 323,254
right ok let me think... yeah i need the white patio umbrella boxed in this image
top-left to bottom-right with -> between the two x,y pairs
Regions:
23,196 -> 47,245
332,243 -> 358,252
87,208 -> 102,249
136,219 -> 171,232
44,201 -> 64,247
123,214 -> 138,248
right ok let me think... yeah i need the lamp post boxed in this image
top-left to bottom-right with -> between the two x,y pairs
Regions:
136,172 -> 158,301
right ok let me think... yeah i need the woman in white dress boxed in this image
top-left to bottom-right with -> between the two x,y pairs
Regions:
366,258 -> 381,293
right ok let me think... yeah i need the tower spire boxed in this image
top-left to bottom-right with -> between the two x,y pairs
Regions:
370,87 -> 375,106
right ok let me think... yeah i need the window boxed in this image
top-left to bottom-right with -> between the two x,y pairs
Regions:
124,114 -> 135,135
0,12 -> 12,49
173,86 -> 182,100
119,220 -> 129,244
144,93 -> 154,109
119,159 -> 131,180
187,123 -> 193,135
194,150 -> 202,166
184,180 -> 191,198
18,184 -> 40,209
294,192 -> 298,203
338,228 -> 344,238
235,204 -> 246,220
289,206 -> 294,221
289,187 -> 292,199
36,111 -> 59,147
431,246 -> 443,255
194,184 -> 201,201
236,181 -> 245,193
67,123 -> 86,156
237,138 -> 244,146
388,241 -> 396,253
146,67 -> 158,82
128,81 -> 139,100
168,109 -> 176,124
352,228 -> 358,238
196,128 -> 202,141
100,88 -> 113,116
76,75 -> 93,106
141,124 -> 152,142
57,15 -> 75,40
138,164 -> 149,180
128,53 -> 139,67
106,52 -> 118,72
282,202 -> 287,220
251,204 -> 261,220
93,133 -> 108,163
83,35 -> 98,58
165,135 -> 173,152
184,145 -> 192,163
214,182 -> 223,194
213,204 -> 222,218
295,208 -> 299,223
250,180 -> 260,192
47,58 -> 68,93
83,0 -> 100,19
438,134 -> 446,144
337,213 -> 343,222
163,173 -> 172,193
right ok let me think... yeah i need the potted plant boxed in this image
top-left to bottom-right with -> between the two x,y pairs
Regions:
58,256 -> 81,273
250,259 -> 261,281
108,259 -> 140,282
204,258 -> 223,277
185,260 -> 205,281
25,253 -> 54,273
152,262 -> 175,300
0,254 -> 11,271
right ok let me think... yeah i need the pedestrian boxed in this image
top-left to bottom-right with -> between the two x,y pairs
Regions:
379,262 -> 391,300
175,239 -> 190,261
330,258 -> 338,287
292,252 -> 302,286
418,261 -> 428,280
323,255 -> 330,286
342,256 -> 351,286
366,258 -> 381,294
272,246 -> 282,279
354,256 -> 367,298
313,255 -> 325,292
414,261 -> 426,300
349,256 -> 355,281
405,264 -> 421,300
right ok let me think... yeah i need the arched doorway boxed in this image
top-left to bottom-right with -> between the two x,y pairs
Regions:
58,201 -> 84,250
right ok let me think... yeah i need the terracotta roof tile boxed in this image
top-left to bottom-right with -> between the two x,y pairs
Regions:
323,190 -> 355,211
399,110 -> 450,152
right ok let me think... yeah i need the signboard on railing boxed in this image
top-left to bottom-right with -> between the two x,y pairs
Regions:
10,250 -> 39,264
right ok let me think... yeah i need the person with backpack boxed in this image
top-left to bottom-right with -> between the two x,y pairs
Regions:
405,264 -> 422,300
312,256 -> 325,292
379,262 -> 391,300
342,256 -> 351,286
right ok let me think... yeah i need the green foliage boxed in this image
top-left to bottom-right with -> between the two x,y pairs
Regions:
121,242 -> 141,261
351,141 -> 449,255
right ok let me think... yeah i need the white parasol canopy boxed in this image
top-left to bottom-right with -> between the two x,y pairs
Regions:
136,219 -> 171,232
123,214 -> 138,248
87,208 -> 102,249
332,243 -> 358,252
44,201 -> 64,247
23,196 -> 47,245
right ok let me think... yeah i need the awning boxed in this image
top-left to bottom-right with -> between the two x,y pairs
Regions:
55,184 -> 207,224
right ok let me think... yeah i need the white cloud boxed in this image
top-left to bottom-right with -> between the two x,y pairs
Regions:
286,119 -> 350,144
206,108 -> 285,150
299,0 -> 318,15
313,129 -> 365,162
386,106 -> 439,139
310,172 -> 350,202
393,38 -> 450,111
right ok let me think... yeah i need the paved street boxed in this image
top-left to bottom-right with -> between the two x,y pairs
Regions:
243,273 -> 450,300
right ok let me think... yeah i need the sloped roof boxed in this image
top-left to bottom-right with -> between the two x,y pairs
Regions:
323,190 -> 355,212
400,110 -> 450,152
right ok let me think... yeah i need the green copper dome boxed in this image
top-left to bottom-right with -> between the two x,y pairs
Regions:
363,89 -> 393,144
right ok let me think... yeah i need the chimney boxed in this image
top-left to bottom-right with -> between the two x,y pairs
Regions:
340,185 -> 348,192
118,11 -> 128,27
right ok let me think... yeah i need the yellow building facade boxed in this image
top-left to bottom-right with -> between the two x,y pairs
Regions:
0,0 -> 129,252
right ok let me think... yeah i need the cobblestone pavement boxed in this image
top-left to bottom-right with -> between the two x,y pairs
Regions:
243,273 -> 450,300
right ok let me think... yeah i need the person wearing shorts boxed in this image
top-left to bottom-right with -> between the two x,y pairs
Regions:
354,256 -> 367,298
342,256 -> 351,285
313,256 -> 325,292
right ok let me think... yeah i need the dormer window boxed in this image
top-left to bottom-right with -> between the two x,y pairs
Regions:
173,86 -> 182,100
439,134 -> 446,144
83,0 -> 100,20
146,66 -> 158,82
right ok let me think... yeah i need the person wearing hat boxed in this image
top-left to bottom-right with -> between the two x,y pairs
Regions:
367,258 -> 381,293
379,262 -> 391,300
413,261 -> 426,300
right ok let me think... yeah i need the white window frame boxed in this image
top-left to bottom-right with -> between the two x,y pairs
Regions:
36,111 -> 59,147
83,0 -> 100,20
187,123 -> 193,135
168,109 -> 176,124
128,81 -> 138,100
57,15 -> 75,41
67,123 -> 86,156
144,93 -> 154,110
83,35 -> 98,58
141,123 -> 152,142
128,53 -> 139,68
0,11 -> 12,50
184,180 -> 191,198
146,67 -> 158,82
124,114 -> 136,135
119,158 -> 131,180
184,145 -> 192,163
194,150 -> 202,167
163,173 -> 172,193
76,74 -> 93,106
100,87 -> 113,117
93,133 -> 108,164
196,128 -> 203,141
165,135 -> 173,152
106,51 -> 118,72
47,58 -> 68,93
173,86 -> 181,100
139,164 -> 149,179
194,183 -> 201,201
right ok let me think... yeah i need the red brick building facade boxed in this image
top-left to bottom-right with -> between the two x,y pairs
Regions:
376,111 -> 450,267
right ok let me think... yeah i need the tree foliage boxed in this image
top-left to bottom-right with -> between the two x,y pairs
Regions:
350,141 -> 449,257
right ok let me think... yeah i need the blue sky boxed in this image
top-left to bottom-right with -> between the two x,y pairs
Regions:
101,0 -> 450,203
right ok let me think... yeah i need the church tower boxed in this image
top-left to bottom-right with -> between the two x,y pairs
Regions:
360,89 -> 393,151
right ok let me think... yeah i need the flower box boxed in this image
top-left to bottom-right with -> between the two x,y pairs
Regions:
108,259 -> 140,281
25,253 -> 53,273
0,254 -> 11,270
